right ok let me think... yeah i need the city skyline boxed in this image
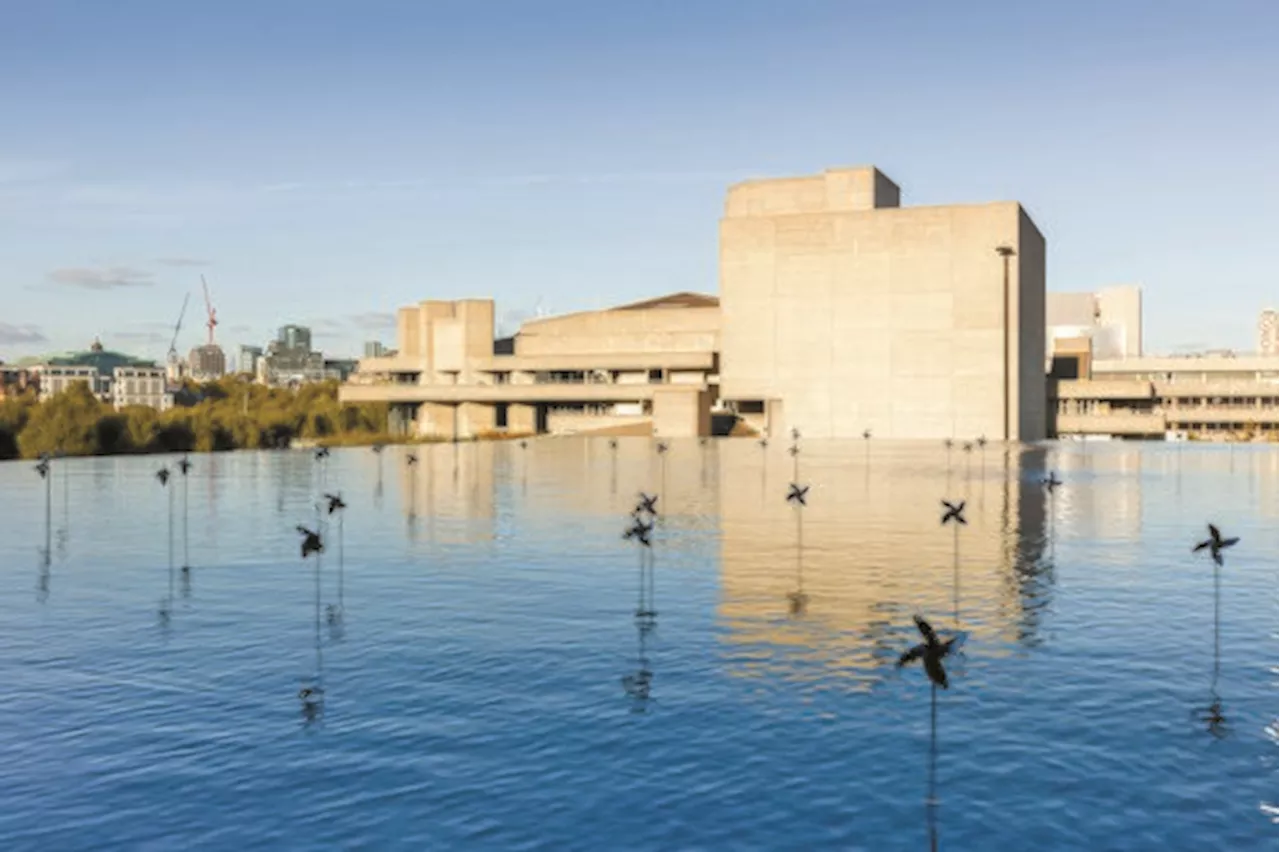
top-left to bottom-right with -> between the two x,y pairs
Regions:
1,1 -> 1275,359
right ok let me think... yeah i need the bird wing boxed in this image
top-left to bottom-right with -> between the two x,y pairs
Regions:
1192,540 -> 1210,553
898,644 -> 925,667
1208,524 -> 1221,541
914,614 -> 937,643
1221,537 -> 1239,548
955,501 -> 965,513
924,655 -> 949,689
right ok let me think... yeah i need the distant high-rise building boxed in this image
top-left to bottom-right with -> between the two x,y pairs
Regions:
238,344 -> 264,376
363,340 -> 386,358
278,325 -> 312,353
1259,309 -> 1278,356
189,344 -> 227,380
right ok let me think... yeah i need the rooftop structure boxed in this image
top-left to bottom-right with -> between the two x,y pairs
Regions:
1046,285 -> 1142,361
1259,309 -> 1278,357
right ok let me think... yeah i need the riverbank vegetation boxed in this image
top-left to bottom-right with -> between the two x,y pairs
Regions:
0,378 -> 394,461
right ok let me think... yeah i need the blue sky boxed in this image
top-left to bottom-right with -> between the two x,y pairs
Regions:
1,0 -> 1275,361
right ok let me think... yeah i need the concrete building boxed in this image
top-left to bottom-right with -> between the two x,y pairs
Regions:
719,166 -> 1046,440
278,324 -> 312,353
341,294 -> 719,438
1050,339 -> 1279,441
364,340 -> 387,359
1046,285 -> 1142,361
342,166 -> 1048,441
31,364 -> 105,403
112,365 -> 172,411
188,344 -> 227,380
259,326 -> 327,387
1259,309 -> 1278,357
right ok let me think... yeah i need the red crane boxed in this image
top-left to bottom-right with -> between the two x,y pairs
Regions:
201,274 -> 218,346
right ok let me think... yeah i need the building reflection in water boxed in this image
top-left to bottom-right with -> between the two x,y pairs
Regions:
717,440 -> 1051,690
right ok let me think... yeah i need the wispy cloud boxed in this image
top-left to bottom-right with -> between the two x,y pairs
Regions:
47,266 -> 155,290
155,256 -> 211,268
349,311 -> 396,331
0,323 -> 47,345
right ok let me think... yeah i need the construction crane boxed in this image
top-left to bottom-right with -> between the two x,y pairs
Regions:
201,274 -> 218,346
167,293 -> 190,361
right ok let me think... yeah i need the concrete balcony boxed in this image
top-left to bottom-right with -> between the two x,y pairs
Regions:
1053,379 -> 1155,400
338,380 -> 709,405
1056,411 -> 1166,435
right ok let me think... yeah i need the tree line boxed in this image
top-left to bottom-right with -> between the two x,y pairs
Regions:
0,378 -> 392,460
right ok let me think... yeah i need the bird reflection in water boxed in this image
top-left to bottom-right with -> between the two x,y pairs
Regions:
608,438 -> 618,495
940,500 -> 966,629
405,452 -> 419,530
519,440 -> 529,495
371,442 -> 385,499
156,466 -> 175,627
655,440 -> 669,516
624,497 -> 657,624
177,455 -> 194,595
898,615 -> 964,852
621,616 -> 654,713
297,523 -> 326,724
323,492 -> 348,627
786,481 -> 810,617
1191,523 -> 1239,739
54,451 -> 69,560
34,455 -> 53,599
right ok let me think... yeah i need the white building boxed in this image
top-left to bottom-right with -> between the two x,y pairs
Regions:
1259,309 -> 1278,357
112,366 -> 172,411
31,365 -> 109,403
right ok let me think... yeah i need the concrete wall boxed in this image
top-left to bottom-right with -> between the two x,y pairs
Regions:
545,412 -> 650,435
652,387 -> 712,438
720,166 -> 1047,440
516,305 -> 719,357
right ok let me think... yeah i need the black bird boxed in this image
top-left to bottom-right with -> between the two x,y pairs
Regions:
962,442 -> 973,453
940,500 -> 967,526
324,493 -> 347,515
623,517 -> 654,547
609,438 -> 618,450
1193,524 -> 1239,567
976,435 -> 987,449
34,458 -> 50,479
177,455 -> 193,476
298,686 -> 323,701
519,440 -> 528,450
786,483 -> 809,506
790,427 -> 801,441
758,438 -> 769,449
863,429 -> 872,440
1044,472 -> 1062,491
788,444 -> 800,457
699,437 -> 708,446
406,453 -> 418,466
314,447 -> 330,461
656,441 -> 669,454
371,443 -> 385,454
156,467 -> 171,486
635,493 -> 659,516
898,615 -> 959,689
297,525 -> 323,558
944,438 -> 953,450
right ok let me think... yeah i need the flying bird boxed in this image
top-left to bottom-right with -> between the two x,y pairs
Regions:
863,429 -> 872,440
635,493 -> 659,516
323,493 -> 347,515
944,438 -> 953,450
976,436 -> 987,448
177,456 -> 192,476
371,443 -> 385,454
699,437 -> 708,446
758,438 -> 769,449
609,438 -> 618,450
519,440 -> 528,450
1044,472 -> 1062,491
786,483 -> 809,506
314,447 -> 330,461
790,427 -> 801,441
296,525 -> 323,558
406,454 -> 418,466
656,441 -> 669,454
34,458 -> 49,479
1193,524 -> 1239,567
940,500 -> 967,526
788,444 -> 800,457
156,467 -> 171,486
898,615 -> 959,689
962,442 -> 973,453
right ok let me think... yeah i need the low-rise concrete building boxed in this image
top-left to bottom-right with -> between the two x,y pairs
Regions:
341,293 -> 719,438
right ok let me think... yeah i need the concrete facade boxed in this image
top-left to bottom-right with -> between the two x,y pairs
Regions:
1259,309 -> 1278,357
1046,284 -> 1142,361
719,166 -> 1046,441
